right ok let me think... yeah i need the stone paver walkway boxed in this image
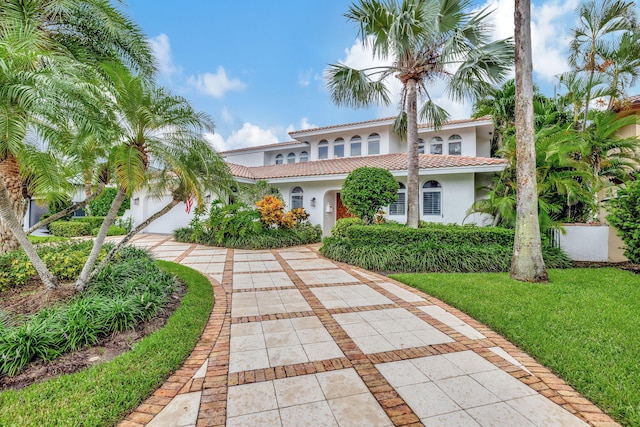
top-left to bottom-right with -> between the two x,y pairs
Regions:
118,235 -> 618,427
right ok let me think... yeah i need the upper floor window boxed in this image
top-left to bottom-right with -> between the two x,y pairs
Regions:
429,136 -> 443,155
350,136 -> 362,156
287,152 -> 296,163
275,154 -> 284,165
448,134 -> 462,155
291,186 -> 303,209
368,133 -> 380,155
389,183 -> 406,216
299,151 -> 309,163
334,138 -> 345,158
418,138 -> 425,154
318,140 -> 328,159
422,180 -> 442,216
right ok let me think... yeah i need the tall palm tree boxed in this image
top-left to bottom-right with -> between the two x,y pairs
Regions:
570,0 -> 636,128
74,66 -> 231,290
326,0 -> 513,228
512,0 -> 547,282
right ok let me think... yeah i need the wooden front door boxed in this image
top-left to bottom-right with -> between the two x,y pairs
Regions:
336,193 -> 354,221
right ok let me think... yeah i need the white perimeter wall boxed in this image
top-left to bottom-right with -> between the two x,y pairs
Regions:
557,224 -> 610,262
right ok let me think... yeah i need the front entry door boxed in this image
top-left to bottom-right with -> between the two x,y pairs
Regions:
335,193 -> 354,221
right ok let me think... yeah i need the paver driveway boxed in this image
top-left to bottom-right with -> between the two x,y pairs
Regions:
118,235 -> 617,427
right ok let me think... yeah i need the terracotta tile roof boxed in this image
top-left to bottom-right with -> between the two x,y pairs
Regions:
228,153 -> 507,180
288,117 -> 396,136
220,140 -> 304,155
418,116 -> 492,128
612,95 -> 640,112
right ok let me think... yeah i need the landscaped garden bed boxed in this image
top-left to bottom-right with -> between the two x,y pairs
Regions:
392,268 -> 640,426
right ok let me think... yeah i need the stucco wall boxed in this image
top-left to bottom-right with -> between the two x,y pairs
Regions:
224,151 -> 264,167
557,225 -> 610,262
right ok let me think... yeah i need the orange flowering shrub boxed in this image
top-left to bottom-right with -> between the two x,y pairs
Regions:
255,196 -> 310,229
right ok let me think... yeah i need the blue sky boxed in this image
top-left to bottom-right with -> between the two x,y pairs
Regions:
123,0 -> 580,151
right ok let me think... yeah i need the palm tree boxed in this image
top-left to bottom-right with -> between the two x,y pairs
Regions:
0,0 -> 154,289
512,0 -> 547,282
74,66 -> 231,290
570,0 -> 636,128
326,0 -> 513,228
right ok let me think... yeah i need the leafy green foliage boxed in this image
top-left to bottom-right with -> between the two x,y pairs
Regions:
0,262 -> 212,426
91,226 -> 126,237
48,221 -> 92,237
46,195 -> 73,221
0,247 -> 175,377
88,188 -> 130,216
71,216 -> 106,229
341,167 -> 399,224
393,268 -> 640,426
320,223 -> 571,273
607,180 -> 640,262
331,217 -> 365,237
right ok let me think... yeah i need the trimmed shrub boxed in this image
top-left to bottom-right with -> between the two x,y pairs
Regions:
341,167 -> 399,224
88,188 -> 130,216
72,216 -> 106,229
46,195 -> 73,221
48,221 -> 92,237
91,226 -> 127,236
331,217 -> 365,237
607,181 -> 640,263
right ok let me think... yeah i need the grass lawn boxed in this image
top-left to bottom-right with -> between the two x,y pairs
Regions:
391,268 -> 640,427
0,262 -> 213,427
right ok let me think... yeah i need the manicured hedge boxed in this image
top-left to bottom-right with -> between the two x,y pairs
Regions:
48,221 -> 92,237
72,216 -> 106,229
91,226 -> 127,237
345,223 -> 515,247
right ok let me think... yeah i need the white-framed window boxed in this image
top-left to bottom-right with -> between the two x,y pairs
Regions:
287,152 -> 296,163
275,154 -> 284,165
418,138 -> 425,154
299,151 -> 309,162
334,138 -> 345,158
368,133 -> 380,155
350,136 -> 362,156
318,140 -> 328,159
448,134 -> 462,155
422,180 -> 442,216
291,186 -> 303,209
389,183 -> 406,215
429,136 -> 443,155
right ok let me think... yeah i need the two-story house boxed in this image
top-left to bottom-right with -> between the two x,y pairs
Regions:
129,115 -> 508,235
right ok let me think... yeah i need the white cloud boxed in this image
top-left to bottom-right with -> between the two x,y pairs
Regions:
187,66 -> 246,98
298,68 -> 312,87
204,122 -> 279,152
286,117 -> 318,134
148,33 -> 180,81
220,107 -> 233,123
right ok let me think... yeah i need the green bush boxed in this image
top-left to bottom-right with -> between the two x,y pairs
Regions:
88,188 -> 130,216
72,216 -> 106,229
0,247 -> 175,377
341,167 -> 399,224
607,181 -> 640,263
48,221 -> 92,237
91,226 -> 127,236
331,217 -> 365,237
46,195 -> 73,221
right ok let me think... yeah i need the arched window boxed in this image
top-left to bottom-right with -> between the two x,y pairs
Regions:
368,133 -> 380,155
299,151 -> 309,163
422,180 -> 442,216
291,187 -> 304,209
318,140 -> 328,159
350,136 -> 362,156
334,138 -> 345,158
418,138 -> 425,154
275,154 -> 284,165
429,136 -> 443,155
389,183 -> 406,216
287,152 -> 296,164
448,134 -> 462,155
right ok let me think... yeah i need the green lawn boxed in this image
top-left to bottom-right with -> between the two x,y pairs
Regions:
0,262 -> 213,427
391,268 -> 640,427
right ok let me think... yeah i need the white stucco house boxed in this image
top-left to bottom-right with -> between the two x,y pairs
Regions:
128,115 -> 508,235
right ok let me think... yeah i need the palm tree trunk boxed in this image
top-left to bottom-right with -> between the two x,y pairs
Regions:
511,0 -> 548,282
0,173 -> 57,290
74,187 -> 127,291
0,157 -> 26,253
26,185 -> 104,235
406,79 -> 420,229
93,198 -> 180,275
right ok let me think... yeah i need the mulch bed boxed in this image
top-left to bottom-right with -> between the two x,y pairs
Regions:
0,280 -> 185,391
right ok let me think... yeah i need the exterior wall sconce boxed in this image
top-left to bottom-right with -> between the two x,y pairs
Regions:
133,198 -> 140,206
326,203 -> 333,213
310,197 -> 316,207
